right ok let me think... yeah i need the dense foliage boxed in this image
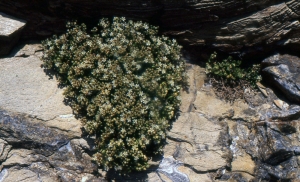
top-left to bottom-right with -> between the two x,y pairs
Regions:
206,52 -> 261,87
41,17 -> 187,172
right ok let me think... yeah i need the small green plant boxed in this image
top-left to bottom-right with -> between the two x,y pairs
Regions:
206,52 -> 261,87
205,52 -> 261,102
41,17 -> 187,172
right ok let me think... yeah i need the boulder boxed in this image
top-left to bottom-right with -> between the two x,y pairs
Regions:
262,54 -> 300,104
0,12 -> 26,56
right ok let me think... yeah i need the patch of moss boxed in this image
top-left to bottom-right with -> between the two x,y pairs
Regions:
41,17 -> 187,172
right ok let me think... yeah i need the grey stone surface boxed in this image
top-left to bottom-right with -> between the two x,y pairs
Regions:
157,156 -> 189,182
262,54 -> 300,104
0,12 -> 26,55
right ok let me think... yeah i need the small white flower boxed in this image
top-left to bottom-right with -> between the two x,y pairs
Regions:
168,80 -> 174,86
139,91 -> 144,96
121,38 -> 126,43
87,41 -> 92,46
134,156 -> 139,161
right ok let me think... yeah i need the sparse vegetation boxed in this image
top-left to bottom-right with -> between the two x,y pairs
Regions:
205,52 -> 261,102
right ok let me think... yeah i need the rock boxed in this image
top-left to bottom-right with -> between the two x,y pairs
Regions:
0,1 -> 299,58
0,12 -> 26,56
180,63 -> 206,112
0,43 -> 82,138
0,44 -> 107,181
264,149 -> 294,166
193,90 -> 232,118
231,154 -> 255,175
2,43 -> 300,181
267,105 -> 300,120
157,156 -> 189,182
156,62 -> 300,181
165,112 -> 228,172
0,139 -> 11,162
262,54 -> 300,104
273,99 -> 286,110
0,167 -> 40,182
0,110 -> 104,181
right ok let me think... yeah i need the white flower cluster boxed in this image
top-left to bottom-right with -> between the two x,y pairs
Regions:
41,17 -> 187,172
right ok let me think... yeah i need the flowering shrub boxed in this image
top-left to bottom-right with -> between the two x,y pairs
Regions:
41,17 -> 187,172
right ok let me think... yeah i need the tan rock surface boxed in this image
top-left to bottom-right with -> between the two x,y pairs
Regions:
231,154 -> 256,175
160,65 -> 229,180
177,166 -> 212,182
180,63 -> 206,112
193,90 -> 232,118
0,44 -> 82,137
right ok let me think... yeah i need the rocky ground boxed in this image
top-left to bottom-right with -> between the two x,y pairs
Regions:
0,43 -> 300,181
1,1 -> 300,181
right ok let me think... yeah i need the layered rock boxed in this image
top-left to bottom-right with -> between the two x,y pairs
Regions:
0,0 -> 299,58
